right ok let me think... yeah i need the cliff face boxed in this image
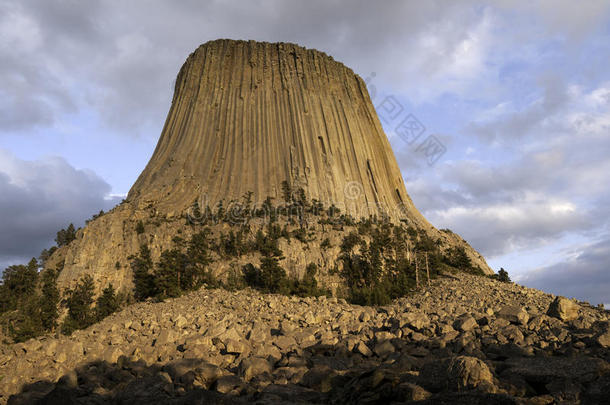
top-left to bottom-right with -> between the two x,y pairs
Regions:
128,39 -> 423,224
51,39 -> 493,296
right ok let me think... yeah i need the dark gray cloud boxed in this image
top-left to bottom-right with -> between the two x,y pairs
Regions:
521,236 -> 610,305
3,0 -> 609,135
0,149 -> 121,270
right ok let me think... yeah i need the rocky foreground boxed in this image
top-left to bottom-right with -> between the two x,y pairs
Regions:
3,273 -> 610,404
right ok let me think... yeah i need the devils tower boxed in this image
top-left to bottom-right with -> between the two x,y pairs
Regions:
47,39 -> 492,295
130,39 -> 421,223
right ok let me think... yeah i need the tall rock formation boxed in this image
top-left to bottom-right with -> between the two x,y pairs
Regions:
48,39 -> 492,295
129,39 -> 422,224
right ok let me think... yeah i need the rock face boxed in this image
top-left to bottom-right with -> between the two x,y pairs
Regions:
2,274 -> 609,404
129,39 -> 421,223
48,39 -> 492,295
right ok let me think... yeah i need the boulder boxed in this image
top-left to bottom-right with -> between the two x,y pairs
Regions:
445,356 -> 494,391
453,314 -> 478,332
355,341 -> 373,357
420,356 -> 494,392
497,305 -> 529,325
373,340 -> 395,357
238,357 -> 273,382
547,297 -> 580,321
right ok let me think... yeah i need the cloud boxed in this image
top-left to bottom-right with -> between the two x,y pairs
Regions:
0,1 -> 531,134
2,0 -> 608,136
521,236 -> 610,305
0,149 -> 121,269
401,78 -> 610,260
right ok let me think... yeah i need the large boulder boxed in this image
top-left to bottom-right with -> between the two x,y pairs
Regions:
546,297 -> 580,321
497,306 -> 529,325
420,356 -> 495,392
238,357 -> 273,382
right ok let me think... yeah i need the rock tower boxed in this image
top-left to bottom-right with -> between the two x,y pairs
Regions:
49,39 -> 492,295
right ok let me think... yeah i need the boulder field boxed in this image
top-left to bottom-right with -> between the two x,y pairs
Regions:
3,273 -> 609,404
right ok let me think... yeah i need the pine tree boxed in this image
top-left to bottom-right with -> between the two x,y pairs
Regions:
39,269 -> 60,331
96,284 -> 120,321
497,268 -> 511,282
55,224 -> 76,247
0,259 -> 39,313
281,180 -> 292,205
131,244 -> 155,301
185,229 -> 213,289
259,256 -> 287,294
62,274 -> 95,334
8,294 -> 44,342
153,249 -> 187,299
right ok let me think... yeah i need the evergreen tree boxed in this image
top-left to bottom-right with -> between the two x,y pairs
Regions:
242,263 -> 259,288
8,294 -> 43,342
292,263 -> 326,297
443,246 -> 476,272
216,200 -> 225,223
135,220 -> 145,234
39,247 -> 57,266
39,269 -> 60,331
262,197 -> 277,223
0,259 -> 39,313
497,268 -> 511,282
62,274 -> 95,334
153,249 -> 187,299
185,229 -> 214,289
281,180 -> 292,205
131,244 -> 155,301
340,232 -> 363,254
96,284 -> 120,320
55,224 -> 76,247
259,256 -> 287,294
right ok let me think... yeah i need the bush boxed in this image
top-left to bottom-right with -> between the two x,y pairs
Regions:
135,220 -> 145,234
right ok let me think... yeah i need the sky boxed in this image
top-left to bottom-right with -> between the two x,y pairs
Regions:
1,0 -> 609,307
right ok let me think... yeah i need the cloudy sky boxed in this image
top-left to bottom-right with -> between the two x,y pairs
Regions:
1,0 -> 609,306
